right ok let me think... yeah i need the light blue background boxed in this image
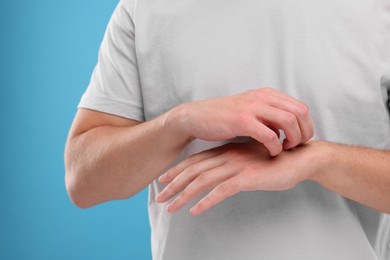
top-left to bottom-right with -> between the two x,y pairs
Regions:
1,1 -> 151,259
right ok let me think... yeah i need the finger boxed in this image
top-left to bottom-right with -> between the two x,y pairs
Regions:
270,100 -> 313,144
269,126 -> 281,139
158,148 -> 222,184
166,163 -> 238,212
255,106 -> 301,150
156,156 -> 225,203
263,91 -> 314,144
189,176 -> 242,215
243,119 -> 282,156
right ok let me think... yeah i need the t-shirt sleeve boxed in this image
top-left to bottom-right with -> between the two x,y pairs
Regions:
77,0 -> 144,121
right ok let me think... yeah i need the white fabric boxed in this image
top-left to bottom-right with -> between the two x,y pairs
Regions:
78,0 -> 390,259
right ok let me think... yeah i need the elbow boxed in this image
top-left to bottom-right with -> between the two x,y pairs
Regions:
65,169 -> 96,209
64,142 -> 96,209
64,147 -> 136,208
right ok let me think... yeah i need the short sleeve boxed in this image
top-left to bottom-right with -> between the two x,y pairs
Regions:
77,0 -> 144,121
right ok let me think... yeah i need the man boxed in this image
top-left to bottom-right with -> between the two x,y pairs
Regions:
64,0 -> 390,259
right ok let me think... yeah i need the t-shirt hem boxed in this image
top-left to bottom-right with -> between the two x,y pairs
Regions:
77,93 -> 145,122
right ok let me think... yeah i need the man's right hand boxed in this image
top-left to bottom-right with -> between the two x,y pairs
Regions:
168,87 -> 314,156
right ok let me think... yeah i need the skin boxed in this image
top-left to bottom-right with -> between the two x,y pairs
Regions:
65,87 -> 390,215
156,140 -> 390,215
65,88 -> 313,208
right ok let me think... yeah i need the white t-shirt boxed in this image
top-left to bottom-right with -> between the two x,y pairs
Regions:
78,0 -> 390,259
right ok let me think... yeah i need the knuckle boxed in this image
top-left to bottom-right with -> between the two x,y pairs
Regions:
225,148 -> 240,158
246,98 -> 258,108
175,189 -> 192,205
197,173 -> 208,182
282,113 -> 297,126
187,154 -> 200,164
202,193 -> 213,203
184,165 -> 198,177
214,183 -> 229,195
164,166 -> 179,179
260,87 -> 273,93
203,192 -> 219,206
166,186 -> 178,196
195,174 -> 210,187
296,103 -> 309,118
251,88 -> 267,98
173,195 -> 183,204
258,91 -> 272,100
244,89 -> 256,96
216,182 -> 232,196
262,130 -> 278,143
304,126 -> 315,141
229,179 -> 242,192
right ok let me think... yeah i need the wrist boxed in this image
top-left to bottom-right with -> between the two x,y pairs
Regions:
162,103 -> 195,144
306,140 -> 336,184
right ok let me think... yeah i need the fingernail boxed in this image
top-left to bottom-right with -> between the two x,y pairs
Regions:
166,203 -> 174,212
190,205 -> 198,215
159,174 -> 167,182
156,193 -> 165,202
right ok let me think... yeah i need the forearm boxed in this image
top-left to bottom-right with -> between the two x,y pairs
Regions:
310,141 -> 390,213
65,107 -> 191,208
65,87 -> 315,209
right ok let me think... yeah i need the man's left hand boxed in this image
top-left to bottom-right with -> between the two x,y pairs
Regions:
155,140 -> 319,215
